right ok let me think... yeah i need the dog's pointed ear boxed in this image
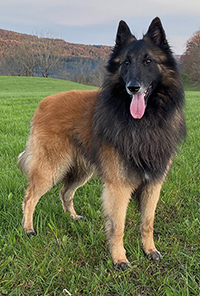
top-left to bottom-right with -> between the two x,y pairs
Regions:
145,17 -> 169,49
115,20 -> 136,47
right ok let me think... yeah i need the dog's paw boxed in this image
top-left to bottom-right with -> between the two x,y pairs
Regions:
71,214 -> 85,221
77,215 -> 85,221
114,261 -> 132,271
27,231 -> 37,238
147,250 -> 162,261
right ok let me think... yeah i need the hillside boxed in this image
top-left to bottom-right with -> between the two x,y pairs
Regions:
0,28 -> 112,61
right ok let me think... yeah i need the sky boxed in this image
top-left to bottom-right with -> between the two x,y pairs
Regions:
0,0 -> 200,55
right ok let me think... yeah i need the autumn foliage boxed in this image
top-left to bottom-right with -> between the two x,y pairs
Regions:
182,29 -> 200,85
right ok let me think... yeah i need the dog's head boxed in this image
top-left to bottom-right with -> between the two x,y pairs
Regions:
107,17 -> 173,119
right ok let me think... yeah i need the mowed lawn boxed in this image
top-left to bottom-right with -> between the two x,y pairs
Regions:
0,76 -> 199,295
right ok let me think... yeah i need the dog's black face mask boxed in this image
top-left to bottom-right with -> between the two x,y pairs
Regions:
111,17 -> 171,119
119,40 -> 161,119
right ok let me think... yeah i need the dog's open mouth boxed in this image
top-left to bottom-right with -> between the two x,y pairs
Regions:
129,84 -> 152,119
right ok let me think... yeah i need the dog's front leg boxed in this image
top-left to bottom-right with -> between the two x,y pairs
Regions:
140,181 -> 163,260
101,183 -> 132,270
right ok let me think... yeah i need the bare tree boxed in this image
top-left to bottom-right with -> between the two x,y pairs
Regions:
34,30 -> 62,77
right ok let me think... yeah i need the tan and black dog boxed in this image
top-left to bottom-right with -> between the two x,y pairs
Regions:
18,17 -> 186,270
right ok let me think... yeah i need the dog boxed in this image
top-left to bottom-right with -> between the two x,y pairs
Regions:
18,17 -> 186,270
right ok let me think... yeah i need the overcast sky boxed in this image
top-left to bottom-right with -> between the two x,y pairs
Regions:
0,0 -> 200,54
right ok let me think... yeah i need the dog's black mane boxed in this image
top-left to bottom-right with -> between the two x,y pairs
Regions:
92,47 -> 186,182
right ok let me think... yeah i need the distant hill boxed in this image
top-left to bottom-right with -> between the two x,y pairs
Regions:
0,28 -> 182,62
0,28 -> 112,61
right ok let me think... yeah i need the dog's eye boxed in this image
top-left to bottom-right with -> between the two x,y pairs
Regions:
124,60 -> 130,66
144,59 -> 152,65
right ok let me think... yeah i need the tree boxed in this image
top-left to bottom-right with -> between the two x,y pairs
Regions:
34,30 -> 62,78
182,29 -> 200,84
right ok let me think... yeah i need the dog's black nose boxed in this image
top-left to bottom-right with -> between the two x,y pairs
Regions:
127,83 -> 141,94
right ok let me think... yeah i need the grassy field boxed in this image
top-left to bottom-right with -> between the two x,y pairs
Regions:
0,76 -> 199,295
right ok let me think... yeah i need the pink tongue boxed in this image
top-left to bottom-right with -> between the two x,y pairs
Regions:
130,93 -> 146,119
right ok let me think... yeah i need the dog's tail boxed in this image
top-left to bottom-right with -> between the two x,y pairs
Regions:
18,150 -> 28,175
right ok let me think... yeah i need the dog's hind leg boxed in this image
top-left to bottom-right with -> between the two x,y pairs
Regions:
140,181 -> 163,261
22,168 -> 55,236
60,161 -> 93,220
22,149 -> 72,236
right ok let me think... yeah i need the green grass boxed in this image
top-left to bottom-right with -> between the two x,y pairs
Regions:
0,76 -> 199,295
